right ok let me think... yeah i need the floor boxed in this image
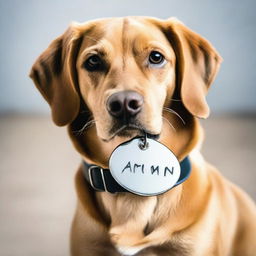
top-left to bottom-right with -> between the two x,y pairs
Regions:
0,114 -> 255,256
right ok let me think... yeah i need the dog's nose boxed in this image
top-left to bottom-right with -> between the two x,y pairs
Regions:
107,91 -> 143,118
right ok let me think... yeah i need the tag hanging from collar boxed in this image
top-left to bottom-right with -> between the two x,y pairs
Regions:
109,134 -> 181,196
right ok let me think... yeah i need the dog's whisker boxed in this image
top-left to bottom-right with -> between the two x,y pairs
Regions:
105,125 -> 144,142
162,116 -> 176,132
73,119 -> 96,136
170,98 -> 182,102
163,107 -> 186,125
104,125 -> 128,142
80,109 -> 92,114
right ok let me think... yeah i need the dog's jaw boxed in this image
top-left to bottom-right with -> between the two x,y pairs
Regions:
102,124 -> 160,142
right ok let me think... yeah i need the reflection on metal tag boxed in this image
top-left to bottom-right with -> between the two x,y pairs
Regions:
109,137 -> 181,196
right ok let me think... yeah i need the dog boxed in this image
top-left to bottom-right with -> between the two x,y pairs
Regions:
30,17 -> 256,256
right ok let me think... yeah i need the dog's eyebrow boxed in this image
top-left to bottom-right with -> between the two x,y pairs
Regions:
81,45 -> 105,56
78,45 -> 107,65
145,41 -> 170,53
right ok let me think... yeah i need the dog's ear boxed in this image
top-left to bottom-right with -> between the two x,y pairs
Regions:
164,18 -> 222,118
29,24 -> 84,126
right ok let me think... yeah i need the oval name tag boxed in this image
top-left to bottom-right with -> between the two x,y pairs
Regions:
109,137 -> 181,196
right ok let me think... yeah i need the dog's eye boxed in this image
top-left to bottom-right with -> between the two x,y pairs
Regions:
84,55 -> 103,71
148,51 -> 165,65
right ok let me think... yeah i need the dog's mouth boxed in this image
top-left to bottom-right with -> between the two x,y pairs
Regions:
102,123 -> 160,142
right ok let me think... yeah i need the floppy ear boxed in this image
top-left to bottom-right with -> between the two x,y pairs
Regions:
164,18 -> 222,118
29,24 -> 83,126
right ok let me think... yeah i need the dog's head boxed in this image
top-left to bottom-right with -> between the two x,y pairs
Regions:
30,17 -> 222,160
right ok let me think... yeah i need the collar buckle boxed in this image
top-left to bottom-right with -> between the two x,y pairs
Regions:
88,165 -> 111,193
88,165 -> 99,191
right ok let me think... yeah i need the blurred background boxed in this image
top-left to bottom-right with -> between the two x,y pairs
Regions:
0,0 -> 255,255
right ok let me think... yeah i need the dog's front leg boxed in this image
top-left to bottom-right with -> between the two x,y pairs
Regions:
70,206 -> 120,256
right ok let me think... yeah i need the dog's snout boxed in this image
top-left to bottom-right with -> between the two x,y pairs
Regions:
107,91 -> 143,118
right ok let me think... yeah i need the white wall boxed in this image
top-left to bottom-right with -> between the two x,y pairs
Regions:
1,0 -> 256,114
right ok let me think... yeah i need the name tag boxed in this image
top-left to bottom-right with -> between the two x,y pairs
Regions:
109,137 -> 181,196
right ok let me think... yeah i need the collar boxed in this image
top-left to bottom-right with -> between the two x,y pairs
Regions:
82,156 -> 191,195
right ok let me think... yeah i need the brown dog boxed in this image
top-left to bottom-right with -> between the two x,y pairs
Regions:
30,17 -> 256,256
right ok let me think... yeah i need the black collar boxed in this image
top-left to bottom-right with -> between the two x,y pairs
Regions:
82,156 -> 191,195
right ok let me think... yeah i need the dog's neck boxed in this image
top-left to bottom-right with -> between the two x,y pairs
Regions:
70,114 -> 208,250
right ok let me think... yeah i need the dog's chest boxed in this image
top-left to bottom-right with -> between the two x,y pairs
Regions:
115,241 -> 191,256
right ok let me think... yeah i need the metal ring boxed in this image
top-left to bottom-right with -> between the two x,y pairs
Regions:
139,132 -> 149,150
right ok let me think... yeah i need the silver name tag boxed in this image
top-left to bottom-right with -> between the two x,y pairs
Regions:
109,137 -> 181,196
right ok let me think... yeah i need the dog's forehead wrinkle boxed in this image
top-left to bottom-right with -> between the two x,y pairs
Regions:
122,17 -> 129,70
